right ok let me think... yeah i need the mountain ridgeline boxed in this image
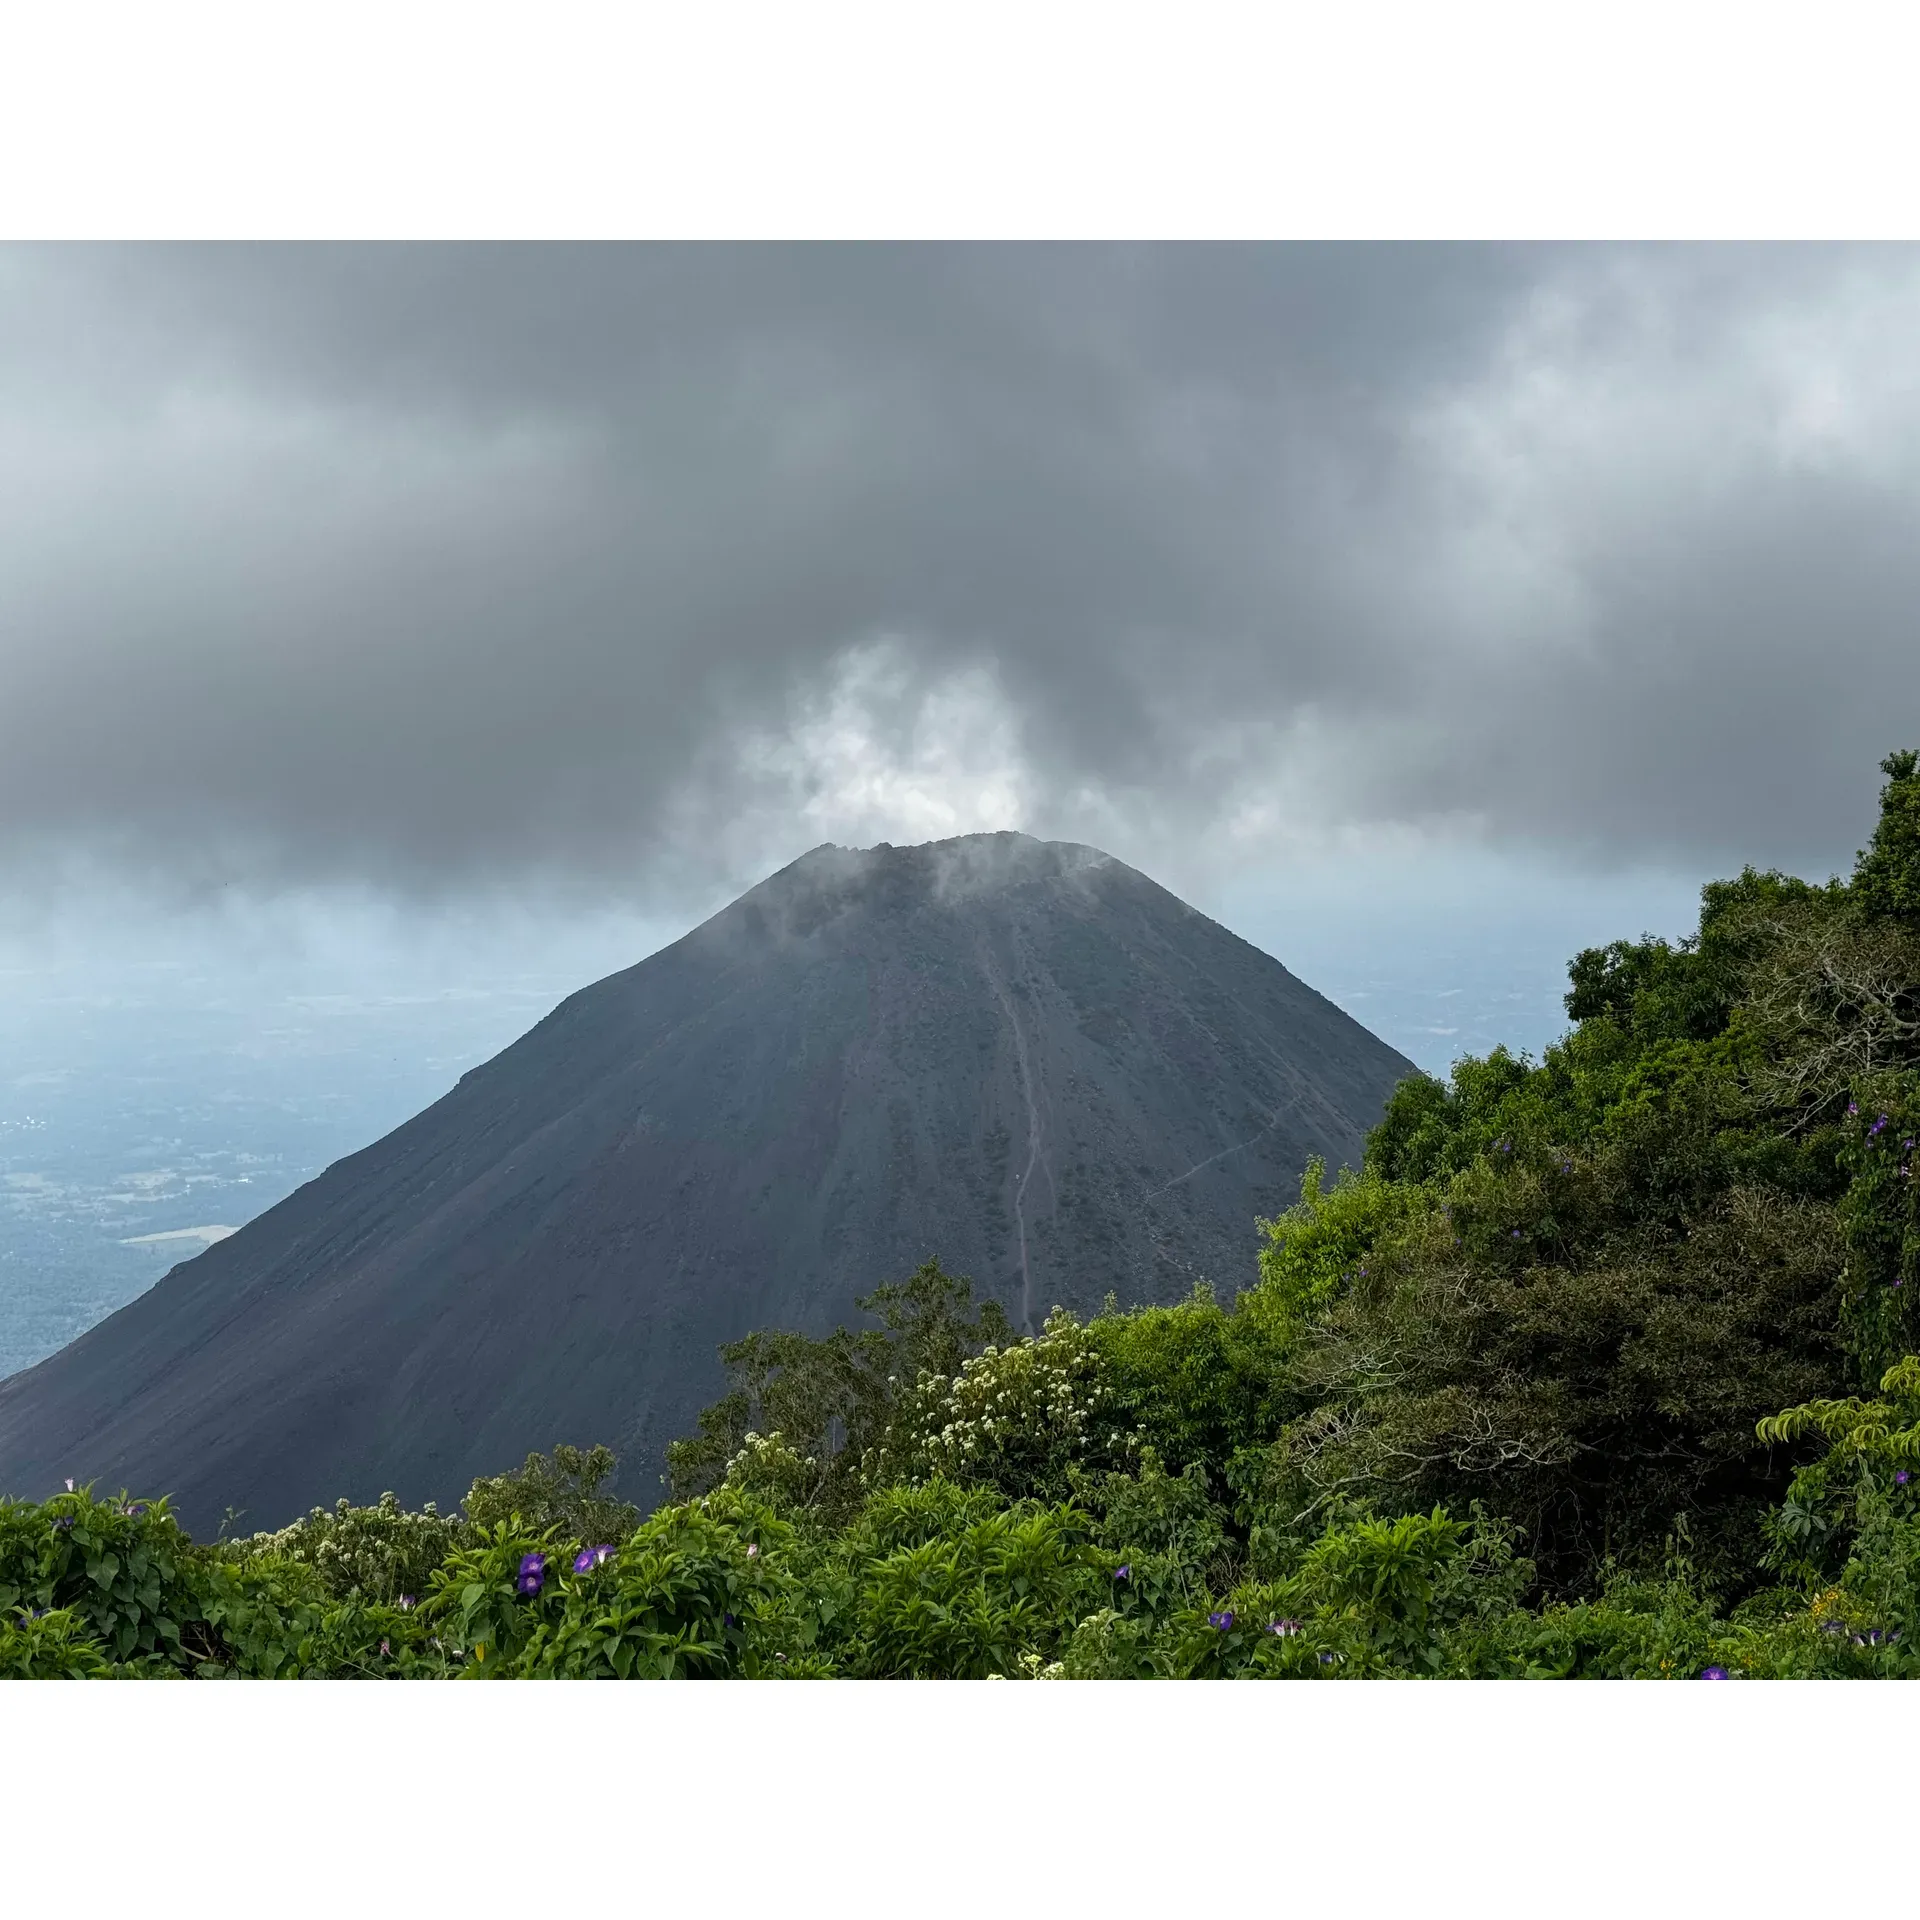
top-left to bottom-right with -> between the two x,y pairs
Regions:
0,833 -> 1412,1533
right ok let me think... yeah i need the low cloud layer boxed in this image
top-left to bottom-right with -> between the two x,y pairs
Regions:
3,244 -> 1916,912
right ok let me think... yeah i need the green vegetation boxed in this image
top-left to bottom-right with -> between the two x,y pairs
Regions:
6,750 -> 1919,1678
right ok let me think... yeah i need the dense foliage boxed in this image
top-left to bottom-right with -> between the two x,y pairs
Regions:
7,750 -> 1919,1678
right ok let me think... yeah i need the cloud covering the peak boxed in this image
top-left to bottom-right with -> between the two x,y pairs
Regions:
3,243 -> 1917,912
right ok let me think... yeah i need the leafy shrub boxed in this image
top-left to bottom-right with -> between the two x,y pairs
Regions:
1089,1288 -> 1297,1473
849,1495 -> 1100,1679
1756,1352 -> 1920,1579
0,1486 -> 206,1669
463,1443 -> 641,1548
0,1606 -> 114,1678
507,1502 -> 775,1680
1251,1159 -> 1434,1332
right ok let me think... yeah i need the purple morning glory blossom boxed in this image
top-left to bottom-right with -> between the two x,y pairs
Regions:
397,1594 -> 416,1610
574,1543 -> 616,1573
1819,1620 -> 1847,1636
723,1612 -> 739,1629
1268,1619 -> 1301,1637
516,1551 -> 547,1597
122,1502 -> 147,1519
1207,1610 -> 1235,1631
52,1516 -> 73,1531
1113,1564 -> 1132,1582
1898,1471 -> 1911,1487
1699,1666 -> 1729,1679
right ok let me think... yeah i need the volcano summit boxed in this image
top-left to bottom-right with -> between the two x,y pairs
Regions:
0,833 -> 1413,1531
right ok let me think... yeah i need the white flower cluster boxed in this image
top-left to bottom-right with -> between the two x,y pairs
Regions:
877,1309 -> 1132,1495
988,1652 -> 1067,1679
233,1489 -> 456,1603
722,1429 -> 824,1505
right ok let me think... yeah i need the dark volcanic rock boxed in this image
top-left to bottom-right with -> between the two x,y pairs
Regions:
0,833 -> 1414,1532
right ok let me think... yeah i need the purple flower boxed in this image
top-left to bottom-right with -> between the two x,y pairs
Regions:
1854,1628 -> 1887,1646
1318,1651 -> 1338,1665
1898,1471 -> 1912,1487
1511,1230 -> 1522,1239
1207,1610 -> 1235,1631
1268,1618 -> 1301,1637
723,1612 -> 739,1629
52,1516 -> 73,1531
122,1502 -> 147,1519
396,1594 -> 416,1610
573,1543 -> 616,1573
379,1638 -> 391,1656
1113,1564 -> 1132,1583
515,1551 -> 547,1597
745,1543 -> 759,1558
1699,1666 -> 1729,1679
1848,1102 -> 1859,1117
1819,1619 -> 1847,1636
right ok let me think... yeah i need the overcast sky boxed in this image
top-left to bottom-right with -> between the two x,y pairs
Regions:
2,235 -> 1917,1089
4,244 -> 1917,915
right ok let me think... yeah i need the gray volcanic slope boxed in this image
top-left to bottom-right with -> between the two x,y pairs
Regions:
0,834 -> 1413,1533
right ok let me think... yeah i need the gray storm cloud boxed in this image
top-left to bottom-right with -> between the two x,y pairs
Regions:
1,243 -> 1916,909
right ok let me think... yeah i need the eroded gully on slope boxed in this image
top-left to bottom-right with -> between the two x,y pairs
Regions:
978,930 -> 1051,1336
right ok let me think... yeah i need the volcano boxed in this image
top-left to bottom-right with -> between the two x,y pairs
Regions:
0,833 -> 1414,1532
